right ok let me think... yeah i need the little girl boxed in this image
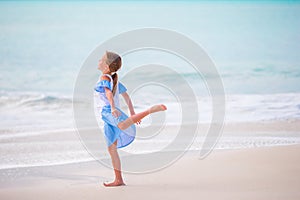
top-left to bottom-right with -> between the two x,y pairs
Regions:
94,51 -> 167,187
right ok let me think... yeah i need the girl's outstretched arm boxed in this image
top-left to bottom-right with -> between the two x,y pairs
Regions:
102,76 -> 120,117
121,92 -> 134,115
121,92 -> 141,124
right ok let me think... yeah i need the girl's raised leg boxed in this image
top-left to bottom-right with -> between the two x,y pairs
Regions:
117,104 -> 167,130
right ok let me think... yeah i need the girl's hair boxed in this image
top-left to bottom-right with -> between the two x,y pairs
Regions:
105,51 -> 122,96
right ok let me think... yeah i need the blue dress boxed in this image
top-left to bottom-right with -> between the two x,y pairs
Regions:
94,74 -> 136,148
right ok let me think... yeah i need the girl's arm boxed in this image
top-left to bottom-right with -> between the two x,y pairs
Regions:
121,92 -> 141,124
102,76 -> 120,117
121,92 -> 135,115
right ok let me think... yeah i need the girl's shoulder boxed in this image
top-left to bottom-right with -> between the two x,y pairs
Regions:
95,76 -> 112,92
100,74 -> 112,82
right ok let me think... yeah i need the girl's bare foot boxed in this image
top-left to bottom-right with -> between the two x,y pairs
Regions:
149,104 -> 167,114
103,180 -> 126,187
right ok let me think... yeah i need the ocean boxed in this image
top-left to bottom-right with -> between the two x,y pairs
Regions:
1,1 -> 300,170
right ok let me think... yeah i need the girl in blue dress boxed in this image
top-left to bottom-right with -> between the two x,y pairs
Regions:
94,51 -> 167,187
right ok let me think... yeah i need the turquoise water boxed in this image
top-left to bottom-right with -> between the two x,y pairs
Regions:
1,0 -> 300,126
0,1 -> 299,94
1,0 -> 300,125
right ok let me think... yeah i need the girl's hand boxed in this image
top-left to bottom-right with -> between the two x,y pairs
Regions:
131,111 -> 141,125
111,108 -> 121,118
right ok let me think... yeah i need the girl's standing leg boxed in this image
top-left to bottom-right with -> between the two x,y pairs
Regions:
103,104 -> 166,187
103,140 -> 125,187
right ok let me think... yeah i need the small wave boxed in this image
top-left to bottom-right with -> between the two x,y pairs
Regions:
0,91 -> 72,109
251,67 -> 300,77
0,156 -> 95,170
20,95 -> 72,107
0,128 -> 76,140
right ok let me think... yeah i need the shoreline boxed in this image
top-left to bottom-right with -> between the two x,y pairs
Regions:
1,119 -> 299,199
1,144 -> 300,199
1,119 -> 299,171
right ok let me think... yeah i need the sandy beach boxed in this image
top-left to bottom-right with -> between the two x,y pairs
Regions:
1,120 -> 300,200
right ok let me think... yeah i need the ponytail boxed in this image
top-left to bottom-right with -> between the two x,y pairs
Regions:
111,73 -> 118,96
105,51 -> 122,96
